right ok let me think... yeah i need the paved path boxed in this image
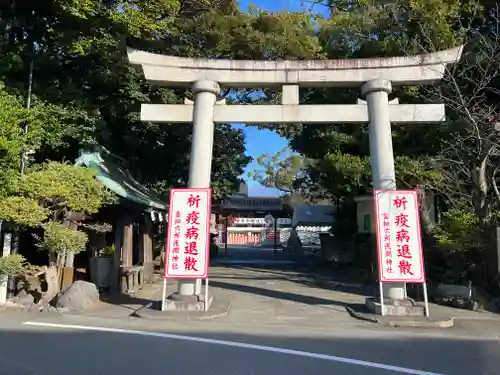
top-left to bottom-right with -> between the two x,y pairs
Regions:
76,246 -> 500,334
208,249 -> 366,326
97,246 -> 500,329
94,246 -> 372,327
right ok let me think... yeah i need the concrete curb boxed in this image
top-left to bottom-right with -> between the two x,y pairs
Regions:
130,300 -> 232,321
344,306 -> 455,328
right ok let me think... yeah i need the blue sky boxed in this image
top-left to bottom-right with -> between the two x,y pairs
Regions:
235,0 -> 313,197
239,0 -> 308,12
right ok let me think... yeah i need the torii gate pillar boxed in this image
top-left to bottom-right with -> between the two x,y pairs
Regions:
362,78 -> 404,300
178,80 -> 219,297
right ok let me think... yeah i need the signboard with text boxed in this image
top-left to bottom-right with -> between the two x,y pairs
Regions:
233,217 -> 292,225
164,188 -> 211,279
221,197 -> 282,212
374,190 -> 425,283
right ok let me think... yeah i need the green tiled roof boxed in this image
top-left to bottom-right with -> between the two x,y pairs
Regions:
75,147 -> 167,211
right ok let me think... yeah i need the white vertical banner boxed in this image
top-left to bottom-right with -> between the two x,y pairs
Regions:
373,190 -> 426,284
164,188 -> 211,279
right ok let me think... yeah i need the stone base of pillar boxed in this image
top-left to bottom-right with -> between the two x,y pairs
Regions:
120,266 -> 144,294
365,297 -> 425,316
142,262 -> 155,284
161,292 -> 213,311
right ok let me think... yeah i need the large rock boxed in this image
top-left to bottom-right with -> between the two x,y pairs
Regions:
12,290 -> 35,306
55,280 -> 100,312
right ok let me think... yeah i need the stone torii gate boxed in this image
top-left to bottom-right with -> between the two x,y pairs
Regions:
128,46 -> 463,312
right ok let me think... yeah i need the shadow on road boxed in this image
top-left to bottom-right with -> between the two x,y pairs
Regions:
210,279 -> 363,310
213,245 -> 374,288
211,263 -> 373,300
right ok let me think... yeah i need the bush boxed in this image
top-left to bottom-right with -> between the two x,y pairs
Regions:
433,208 -> 485,284
0,254 -> 39,277
0,196 -> 50,227
35,221 -> 88,255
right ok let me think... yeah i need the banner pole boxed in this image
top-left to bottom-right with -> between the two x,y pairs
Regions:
161,278 -> 167,311
423,282 -> 430,317
204,278 -> 209,312
379,281 -> 385,316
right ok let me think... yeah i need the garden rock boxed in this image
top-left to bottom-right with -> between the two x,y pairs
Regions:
37,302 -> 65,313
55,280 -> 100,312
12,290 -> 35,306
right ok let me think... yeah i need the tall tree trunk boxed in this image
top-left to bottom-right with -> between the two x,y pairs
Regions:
417,187 -> 435,234
471,156 -> 490,225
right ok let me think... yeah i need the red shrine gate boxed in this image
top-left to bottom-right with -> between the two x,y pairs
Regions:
213,196 -> 291,252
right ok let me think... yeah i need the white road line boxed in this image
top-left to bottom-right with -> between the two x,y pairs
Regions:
24,321 -> 442,375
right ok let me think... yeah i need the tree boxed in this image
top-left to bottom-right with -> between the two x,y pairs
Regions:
249,147 -> 308,194
0,0 -> 252,200
413,6 -> 500,225
0,83 -> 77,198
248,147 -> 315,207
0,0 -> 335,204
279,0 -> 500,286
0,162 -> 114,270
272,0 -> 481,205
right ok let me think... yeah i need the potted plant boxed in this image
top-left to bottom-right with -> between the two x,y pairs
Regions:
89,244 -> 115,290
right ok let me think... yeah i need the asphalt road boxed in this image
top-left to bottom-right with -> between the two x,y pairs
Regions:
0,314 -> 499,375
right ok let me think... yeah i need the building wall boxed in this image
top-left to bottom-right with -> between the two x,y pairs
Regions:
355,192 -> 436,234
356,198 -> 375,234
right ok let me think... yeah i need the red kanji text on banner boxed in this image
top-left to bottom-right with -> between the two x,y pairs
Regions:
164,188 -> 211,279
373,190 -> 426,283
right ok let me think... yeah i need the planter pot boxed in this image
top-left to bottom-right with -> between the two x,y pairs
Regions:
89,257 -> 114,289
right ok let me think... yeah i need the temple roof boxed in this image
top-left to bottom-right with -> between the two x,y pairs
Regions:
292,204 -> 335,226
75,146 -> 167,211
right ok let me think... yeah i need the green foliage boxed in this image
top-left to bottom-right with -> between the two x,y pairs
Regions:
320,0 -> 473,57
433,208 -> 486,283
14,163 -> 112,257
96,244 -> 115,258
81,222 -> 113,233
249,147 -> 309,195
0,162 -> 114,231
0,83 -> 69,197
0,0 -> 255,201
19,162 -> 115,214
35,221 -> 88,255
435,209 -> 483,253
0,196 -> 49,227
0,254 -> 39,276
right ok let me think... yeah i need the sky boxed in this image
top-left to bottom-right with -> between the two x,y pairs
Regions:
234,0 -> 315,197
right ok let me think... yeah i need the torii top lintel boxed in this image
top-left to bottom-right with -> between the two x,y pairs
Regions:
127,46 -> 463,88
